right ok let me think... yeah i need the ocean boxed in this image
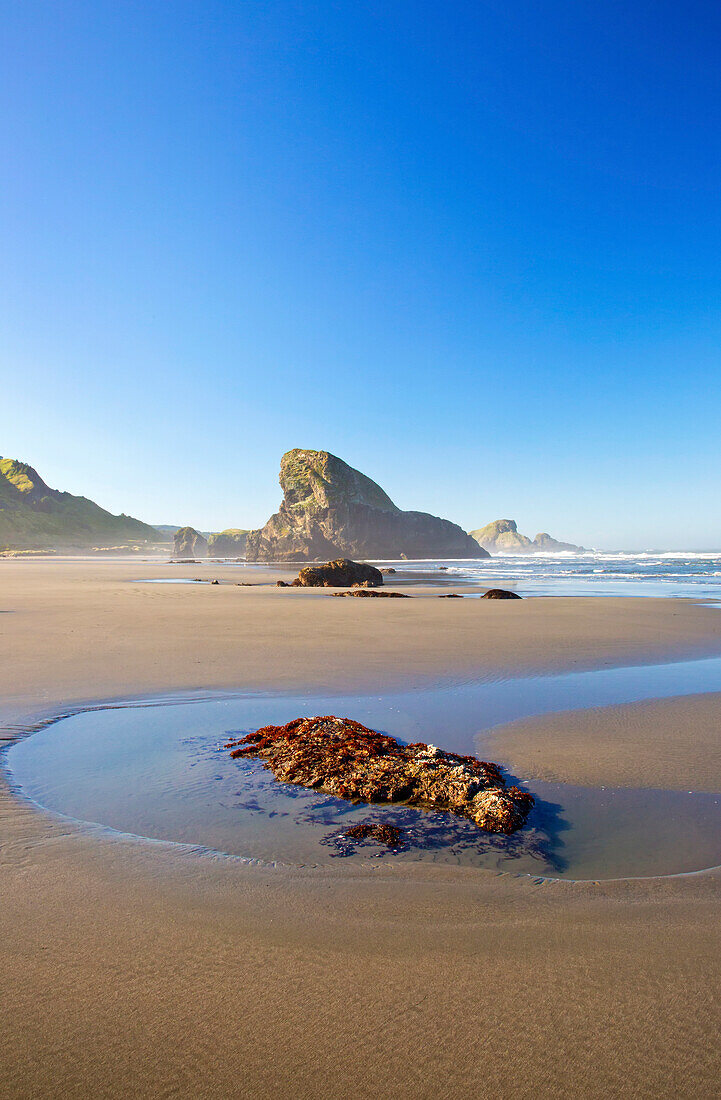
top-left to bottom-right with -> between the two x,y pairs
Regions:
375,550 -> 721,598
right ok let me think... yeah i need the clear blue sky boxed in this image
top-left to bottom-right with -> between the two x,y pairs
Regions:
2,1 -> 720,548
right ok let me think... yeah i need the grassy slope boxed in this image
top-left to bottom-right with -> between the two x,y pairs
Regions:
0,458 -> 159,549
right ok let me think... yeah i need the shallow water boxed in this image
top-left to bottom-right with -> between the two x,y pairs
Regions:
7,654 -> 721,879
144,549 -> 721,598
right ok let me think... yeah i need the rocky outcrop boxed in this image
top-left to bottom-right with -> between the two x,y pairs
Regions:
471,519 -> 532,553
291,558 -> 383,588
471,518 -> 583,554
226,716 -> 534,834
332,589 -> 411,598
531,532 -> 585,551
173,526 -> 208,557
481,588 -> 522,599
245,449 -> 487,562
207,529 -> 248,557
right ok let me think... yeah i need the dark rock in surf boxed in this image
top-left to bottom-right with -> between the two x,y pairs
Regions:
291,558 -> 383,588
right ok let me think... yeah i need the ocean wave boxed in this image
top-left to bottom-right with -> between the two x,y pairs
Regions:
387,553 -> 721,594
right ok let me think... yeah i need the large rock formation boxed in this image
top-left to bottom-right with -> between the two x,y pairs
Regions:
531,532 -> 585,552
207,529 -> 248,557
471,518 -> 583,554
471,519 -> 532,552
291,558 -> 383,588
226,716 -> 534,834
0,457 -> 159,551
173,526 -> 208,557
245,449 -> 487,561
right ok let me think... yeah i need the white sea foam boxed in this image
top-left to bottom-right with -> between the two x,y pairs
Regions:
371,550 -> 721,597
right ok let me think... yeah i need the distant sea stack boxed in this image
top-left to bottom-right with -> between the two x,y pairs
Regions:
471,519 -> 583,554
245,449 -> 486,562
471,520 -> 531,552
207,529 -> 248,557
531,531 -> 584,551
0,456 -> 158,551
173,526 -> 208,557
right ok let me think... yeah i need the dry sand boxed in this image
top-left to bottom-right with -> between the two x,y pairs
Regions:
1,558 -> 721,1098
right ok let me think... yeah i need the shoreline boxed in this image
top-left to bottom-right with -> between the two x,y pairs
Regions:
2,559 -> 721,1096
6,687 -> 721,887
3,559 -> 721,709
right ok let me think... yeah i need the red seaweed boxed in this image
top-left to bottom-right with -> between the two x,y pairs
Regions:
226,716 -> 533,834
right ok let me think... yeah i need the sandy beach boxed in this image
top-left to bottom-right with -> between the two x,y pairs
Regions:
489,690 -> 721,792
2,559 -> 721,1097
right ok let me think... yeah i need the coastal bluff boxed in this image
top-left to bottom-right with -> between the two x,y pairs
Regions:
207,529 -> 248,556
245,449 -> 486,562
0,456 -> 158,551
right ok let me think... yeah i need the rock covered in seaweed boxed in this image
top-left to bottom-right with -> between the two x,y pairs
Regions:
332,589 -> 411,598
344,822 -> 404,847
481,588 -> 522,599
226,716 -> 534,834
291,558 -> 383,588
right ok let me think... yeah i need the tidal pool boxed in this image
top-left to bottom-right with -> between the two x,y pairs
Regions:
6,655 -> 721,880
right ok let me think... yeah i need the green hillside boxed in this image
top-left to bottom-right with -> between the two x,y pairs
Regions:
0,457 -> 159,550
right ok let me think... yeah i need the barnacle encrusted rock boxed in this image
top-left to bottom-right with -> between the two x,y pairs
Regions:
226,716 -> 534,834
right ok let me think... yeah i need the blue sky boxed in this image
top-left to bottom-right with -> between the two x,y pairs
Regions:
2,1 -> 720,548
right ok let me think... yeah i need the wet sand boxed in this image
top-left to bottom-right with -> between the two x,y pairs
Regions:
2,559 -> 721,1097
488,690 -> 721,792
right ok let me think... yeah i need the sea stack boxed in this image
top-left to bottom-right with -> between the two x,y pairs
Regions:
471,519 -> 532,553
173,526 -> 208,557
245,449 -> 487,562
471,519 -> 583,554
